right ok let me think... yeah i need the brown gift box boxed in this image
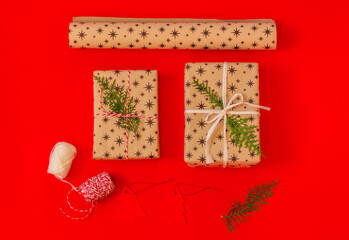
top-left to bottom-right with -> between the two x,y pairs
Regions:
93,70 -> 159,160
184,62 -> 264,168
69,17 -> 276,50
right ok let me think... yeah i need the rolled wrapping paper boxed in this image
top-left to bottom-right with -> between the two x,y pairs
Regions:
69,17 -> 276,50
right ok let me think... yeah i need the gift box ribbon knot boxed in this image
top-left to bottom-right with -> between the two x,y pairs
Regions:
184,62 -> 270,168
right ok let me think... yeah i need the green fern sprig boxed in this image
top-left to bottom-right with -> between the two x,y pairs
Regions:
94,75 -> 140,132
227,115 -> 263,157
192,79 -> 224,109
192,79 -> 262,156
222,180 -> 279,233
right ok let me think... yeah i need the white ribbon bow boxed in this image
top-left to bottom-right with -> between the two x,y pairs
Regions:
185,62 -> 270,168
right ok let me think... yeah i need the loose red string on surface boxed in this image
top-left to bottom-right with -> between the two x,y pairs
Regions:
176,183 -> 220,196
95,70 -> 159,159
165,183 -> 218,224
60,172 -> 115,220
128,178 -> 174,193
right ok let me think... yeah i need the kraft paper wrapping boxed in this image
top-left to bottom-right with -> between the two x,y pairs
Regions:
184,62 -> 262,167
93,70 -> 159,160
69,17 -> 276,50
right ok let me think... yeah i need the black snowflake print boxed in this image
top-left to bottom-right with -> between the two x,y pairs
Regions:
196,66 -> 206,76
170,29 -> 180,38
108,30 -> 118,39
139,29 -> 149,39
232,28 -> 241,37
77,30 -> 87,40
197,137 -> 206,147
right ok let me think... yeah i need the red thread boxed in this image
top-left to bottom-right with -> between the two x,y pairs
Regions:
176,183 -> 219,196
60,172 -> 115,220
125,70 -> 130,158
96,70 -> 159,159
128,178 -> 173,193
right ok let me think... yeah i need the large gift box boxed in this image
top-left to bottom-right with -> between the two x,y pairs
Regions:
93,70 -> 159,160
184,62 -> 269,168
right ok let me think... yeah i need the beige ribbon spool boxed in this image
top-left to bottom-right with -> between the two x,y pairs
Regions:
185,62 -> 270,168
48,142 -> 77,179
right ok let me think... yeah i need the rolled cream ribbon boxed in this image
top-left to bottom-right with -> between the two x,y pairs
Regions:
48,142 -> 77,179
184,62 -> 270,168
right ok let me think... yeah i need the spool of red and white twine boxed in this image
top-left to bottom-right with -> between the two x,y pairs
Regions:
60,172 -> 115,220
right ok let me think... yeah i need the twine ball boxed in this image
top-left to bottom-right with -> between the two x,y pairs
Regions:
78,172 -> 115,203
48,142 -> 77,179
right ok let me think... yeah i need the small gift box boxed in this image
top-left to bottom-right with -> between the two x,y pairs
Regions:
184,62 -> 269,168
93,70 -> 159,160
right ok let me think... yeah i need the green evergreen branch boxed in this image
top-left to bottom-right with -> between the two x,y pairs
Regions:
193,79 -> 263,156
222,180 -> 279,233
192,79 -> 224,109
94,75 -> 140,132
227,115 -> 263,157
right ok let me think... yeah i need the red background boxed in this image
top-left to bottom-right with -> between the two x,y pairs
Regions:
1,0 -> 348,239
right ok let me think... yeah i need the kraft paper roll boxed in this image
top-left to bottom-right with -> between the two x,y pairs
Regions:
69,17 -> 276,50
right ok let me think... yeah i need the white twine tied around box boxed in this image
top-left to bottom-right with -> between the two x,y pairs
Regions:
185,62 -> 270,168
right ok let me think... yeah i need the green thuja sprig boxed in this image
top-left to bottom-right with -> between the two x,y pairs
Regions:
227,115 -> 263,157
222,180 -> 279,233
193,79 -> 224,109
193,79 -> 262,156
94,75 -> 140,132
